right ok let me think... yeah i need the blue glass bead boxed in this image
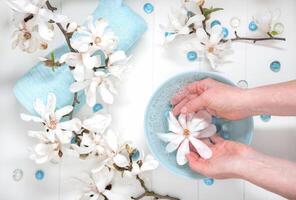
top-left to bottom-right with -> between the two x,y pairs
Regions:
93,103 -> 103,112
143,3 -> 154,14
210,20 -> 221,28
260,115 -> 271,122
222,27 -> 229,38
249,21 -> 258,31
165,32 -> 174,37
187,51 -> 197,61
270,61 -> 281,72
203,178 -> 214,185
71,137 -> 77,144
35,170 -> 45,180
131,149 -> 140,161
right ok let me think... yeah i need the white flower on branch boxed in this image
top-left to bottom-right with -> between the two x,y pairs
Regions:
194,26 -> 232,69
21,93 -> 81,144
11,15 -> 48,53
253,9 -> 282,36
78,166 -> 129,200
71,114 -> 112,158
69,51 -> 129,106
28,131 -> 61,164
7,0 -> 68,41
124,154 -> 159,177
161,5 -> 204,43
157,111 -> 216,165
71,16 -> 118,54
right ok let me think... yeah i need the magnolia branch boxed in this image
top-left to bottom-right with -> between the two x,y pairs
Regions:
228,30 -> 286,43
113,151 -> 180,200
46,0 -> 79,119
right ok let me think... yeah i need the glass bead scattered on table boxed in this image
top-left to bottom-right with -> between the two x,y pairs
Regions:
210,20 -> 221,28
35,170 -> 45,181
203,178 -> 214,185
230,17 -> 241,28
260,115 -> 271,122
131,149 -> 140,161
143,3 -> 154,14
273,23 -> 284,34
187,51 -> 197,61
237,80 -> 248,88
222,27 -> 229,38
270,60 -> 281,72
93,103 -> 103,112
12,169 -> 23,182
248,21 -> 258,31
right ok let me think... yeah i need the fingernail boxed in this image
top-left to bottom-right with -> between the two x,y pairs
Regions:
181,107 -> 187,114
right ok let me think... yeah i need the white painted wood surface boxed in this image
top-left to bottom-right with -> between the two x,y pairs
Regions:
0,0 -> 295,199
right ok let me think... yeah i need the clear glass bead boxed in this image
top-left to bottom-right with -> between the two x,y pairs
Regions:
237,80 -> 248,88
230,17 -> 240,28
12,169 -> 23,181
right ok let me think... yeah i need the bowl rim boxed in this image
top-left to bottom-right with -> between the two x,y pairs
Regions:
144,70 -> 254,180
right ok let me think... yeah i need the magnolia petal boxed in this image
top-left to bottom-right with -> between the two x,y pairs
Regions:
189,136 -> 212,159
47,93 -> 56,116
105,129 -> 118,152
187,110 -> 212,132
83,114 -> 111,133
196,28 -> 208,43
141,155 -> 159,172
55,105 -> 73,121
157,133 -> 179,142
108,51 -> 126,66
38,21 -> 54,41
176,138 -> 190,165
70,80 -> 90,93
20,113 -> 43,123
197,124 -> 217,138
58,118 -> 81,132
165,135 -> 184,153
56,130 -> 72,144
86,80 -> 98,107
104,190 -> 127,200
186,14 -> 204,27
210,25 -> 224,45
73,63 -> 85,82
113,154 -> 129,168
94,18 -> 109,37
178,114 -> 187,130
33,98 -> 46,118
99,83 -> 114,104
82,53 -> 99,69
93,166 -> 114,193
168,112 -> 183,134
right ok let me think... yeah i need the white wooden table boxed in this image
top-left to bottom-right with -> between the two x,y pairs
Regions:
0,0 -> 295,199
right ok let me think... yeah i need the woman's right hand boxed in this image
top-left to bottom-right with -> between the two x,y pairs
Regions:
171,78 -> 254,120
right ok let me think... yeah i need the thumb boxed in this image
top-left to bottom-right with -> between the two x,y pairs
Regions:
186,152 -> 207,173
181,96 -> 207,114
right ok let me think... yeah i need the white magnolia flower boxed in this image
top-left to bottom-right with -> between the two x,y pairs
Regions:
21,93 -> 81,144
103,130 -> 130,168
59,51 -> 101,82
11,13 -> 48,53
125,154 -> 159,177
28,131 -> 61,164
253,9 -> 282,35
157,111 -> 216,165
182,0 -> 205,14
71,16 -> 117,54
69,51 -> 128,106
78,167 -> 128,200
72,114 -> 111,157
194,26 -> 232,69
161,6 -> 204,43
7,0 -> 68,41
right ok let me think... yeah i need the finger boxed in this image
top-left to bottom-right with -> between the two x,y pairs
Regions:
200,138 -> 214,147
186,152 -> 207,173
172,94 -> 197,116
171,78 -> 211,105
180,96 -> 207,114
210,134 -> 224,144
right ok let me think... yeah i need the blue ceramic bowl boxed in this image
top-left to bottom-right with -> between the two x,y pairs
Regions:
144,71 -> 253,179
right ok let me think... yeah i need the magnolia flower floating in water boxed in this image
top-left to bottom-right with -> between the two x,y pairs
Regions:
194,26 -> 232,69
157,111 -> 216,165
21,93 -> 81,144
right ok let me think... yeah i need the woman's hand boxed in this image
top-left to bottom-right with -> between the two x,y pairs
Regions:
171,78 -> 253,120
187,135 -> 253,179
